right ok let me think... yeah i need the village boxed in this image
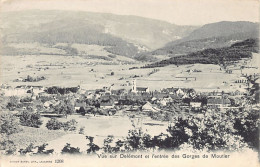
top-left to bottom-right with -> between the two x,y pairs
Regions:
1,53 -> 259,116
1,66 -> 259,153
1,49 -> 259,154
0,74 -> 257,118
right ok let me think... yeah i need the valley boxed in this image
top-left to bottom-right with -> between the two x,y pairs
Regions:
2,53 -> 258,92
0,9 -> 259,158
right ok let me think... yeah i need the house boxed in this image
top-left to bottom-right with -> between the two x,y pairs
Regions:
151,97 -> 157,102
85,90 -> 95,95
169,94 -> 179,99
182,93 -> 189,99
190,102 -> 202,108
1,86 -> 13,96
136,87 -> 149,93
176,88 -> 184,96
95,89 -> 105,95
226,70 -> 233,74
94,94 -> 101,99
163,96 -> 173,103
38,92 -> 51,97
31,86 -> 44,95
207,98 -> 231,108
100,99 -> 114,109
142,102 -> 160,112
111,89 -> 127,96
86,93 -> 94,99
127,106 -> 141,111
158,99 -> 167,106
235,76 -> 248,84
1,85 -> 29,96
74,102 -> 86,111
21,102 -> 33,110
179,103 -> 190,109
43,100 -> 57,108
4,85 -> 44,97
161,87 -> 178,94
154,92 -> 168,99
231,90 -> 244,96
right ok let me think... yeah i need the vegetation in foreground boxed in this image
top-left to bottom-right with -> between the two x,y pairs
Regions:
0,106 -> 258,155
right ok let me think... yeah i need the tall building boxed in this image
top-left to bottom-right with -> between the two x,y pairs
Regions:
132,79 -> 137,92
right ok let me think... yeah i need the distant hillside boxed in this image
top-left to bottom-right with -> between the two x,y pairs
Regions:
0,10 -> 196,58
2,11 -> 258,62
143,38 -> 259,68
177,21 -> 258,41
140,21 -> 259,61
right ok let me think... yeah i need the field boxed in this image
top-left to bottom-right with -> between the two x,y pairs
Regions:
43,114 -> 168,153
8,113 -> 168,153
1,53 -> 258,92
7,125 -> 66,150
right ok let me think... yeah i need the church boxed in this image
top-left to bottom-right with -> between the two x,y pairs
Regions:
131,79 -> 149,93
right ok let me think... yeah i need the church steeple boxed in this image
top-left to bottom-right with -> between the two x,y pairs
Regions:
132,79 -> 137,92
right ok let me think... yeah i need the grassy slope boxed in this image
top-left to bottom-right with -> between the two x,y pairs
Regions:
7,125 -> 66,149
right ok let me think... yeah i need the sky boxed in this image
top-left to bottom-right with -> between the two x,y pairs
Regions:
0,0 -> 259,25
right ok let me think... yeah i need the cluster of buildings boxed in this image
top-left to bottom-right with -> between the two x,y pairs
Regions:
2,75 -> 256,115
1,84 -> 44,97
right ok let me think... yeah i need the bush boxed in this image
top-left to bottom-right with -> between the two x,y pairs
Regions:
54,99 -> 75,117
164,110 -> 248,151
46,118 -> 78,131
79,126 -> 85,134
0,139 -> 17,155
86,136 -> 100,154
233,109 -> 259,149
61,143 -> 81,154
79,107 -> 86,115
20,97 -> 33,103
20,111 -> 43,128
0,113 -> 20,135
125,128 -> 152,151
103,135 -> 114,153
6,96 -> 20,111
18,143 -> 54,155
46,118 -> 63,130
108,54 -> 116,58
35,144 -> 54,155
63,119 -> 78,132
18,143 -> 34,155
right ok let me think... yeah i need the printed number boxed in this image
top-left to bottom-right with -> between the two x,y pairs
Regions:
55,159 -> 64,163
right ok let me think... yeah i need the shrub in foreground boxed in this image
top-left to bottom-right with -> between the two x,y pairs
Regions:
20,111 -> 43,128
46,118 -> 63,130
0,113 -> 20,135
61,143 -> 80,154
46,118 -> 78,132
63,119 -> 78,131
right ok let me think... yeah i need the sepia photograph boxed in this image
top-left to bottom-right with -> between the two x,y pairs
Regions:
0,0 -> 259,166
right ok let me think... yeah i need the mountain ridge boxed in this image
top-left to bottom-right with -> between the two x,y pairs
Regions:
137,21 -> 259,61
0,10 -> 197,50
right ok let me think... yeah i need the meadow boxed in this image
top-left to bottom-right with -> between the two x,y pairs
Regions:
1,53 -> 253,92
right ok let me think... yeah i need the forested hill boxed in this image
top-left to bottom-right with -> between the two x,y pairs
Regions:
137,21 -> 259,61
143,38 -> 259,68
0,10 -> 196,58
